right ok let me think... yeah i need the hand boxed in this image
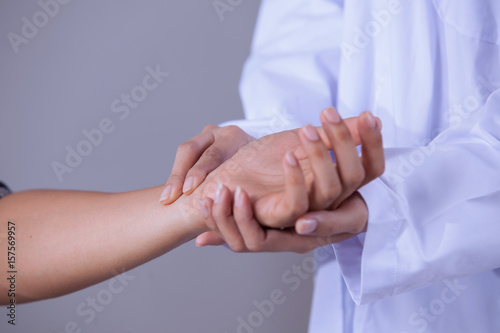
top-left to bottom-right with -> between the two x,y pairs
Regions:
160,125 -> 255,204
195,107 -> 384,250
253,107 -> 383,226
196,188 -> 368,253
159,108 -> 379,210
195,107 -> 382,228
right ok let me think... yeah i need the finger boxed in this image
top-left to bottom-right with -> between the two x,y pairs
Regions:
183,140 -> 238,196
320,107 -> 365,207
204,187 -> 357,253
358,111 -> 385,186
254,229 -> 335,254
295,192 -> 368,237
254,151 -> 309,228
161,129 -> 216,204
316,116 -> 381,147
281,151 -> 309,220
221,227 -> 352,253
233,186 -> 267,252
198,197 -> 217,231
195,231 -> 226,247
232,186 -> 322,253
299,124 -> 341,210
212,183 -> 247,252
197,197 -> 230,247
184,126 -> 255,196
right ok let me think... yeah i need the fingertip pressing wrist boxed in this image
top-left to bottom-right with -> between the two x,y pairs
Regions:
171,191 -> 211,235
159,184 -> 173,204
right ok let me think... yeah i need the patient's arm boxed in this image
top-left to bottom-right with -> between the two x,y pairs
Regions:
0,108 -> 381,304
0,123 -> 324,304
0,186 -> 205,304
0,122 -> 321,304
0,128 -> 315,304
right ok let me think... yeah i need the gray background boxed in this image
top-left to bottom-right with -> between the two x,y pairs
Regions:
0,1 -> 314,332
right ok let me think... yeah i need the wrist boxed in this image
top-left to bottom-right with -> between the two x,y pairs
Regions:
172,190 -> 210,235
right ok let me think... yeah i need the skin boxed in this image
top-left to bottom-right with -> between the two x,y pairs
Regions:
196,108 -> 384,252
0,141 -> 314,304
0,124 -> 312,303
0,107 -> 383,304
0,186 -> 205,304
199,188 -> 370,253
161,107 -> 384,251
161,111 -> 373,205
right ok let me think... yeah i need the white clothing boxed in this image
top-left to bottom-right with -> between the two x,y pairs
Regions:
223,0 -> 500,332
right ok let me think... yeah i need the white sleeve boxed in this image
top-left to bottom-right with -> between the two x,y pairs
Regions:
334,89 -> 500,304
221,0 -> 345,138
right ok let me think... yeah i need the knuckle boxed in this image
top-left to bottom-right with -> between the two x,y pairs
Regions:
203,124 -> 218,132
223,125 -> 242,136
342,180 -> 361,193
185,168 -> 203,180
323,224 -> 338,237
177,141 -> 198,155
309,146 -> 325,160
323,183 -> 342,201
230,242 -> 247,253
364,161 -> 385,181
364,170 -> 378,183
352,167 -> 366,182
373,161 -> 385,177
167,173 -> 183,183
203,146 -> 225,163
350,221 -> 366,235
246,241 -> 263,252
290,200 -> 308,217
343,169 -> 365,189
332,127 -> 353,144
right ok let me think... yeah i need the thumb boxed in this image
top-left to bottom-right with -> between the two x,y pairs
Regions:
195,231 -> 226,247
295,193 -> 368,237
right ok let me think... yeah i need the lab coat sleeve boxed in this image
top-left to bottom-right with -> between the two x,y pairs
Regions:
334,89 -> 500,304
220,0 -> 344,138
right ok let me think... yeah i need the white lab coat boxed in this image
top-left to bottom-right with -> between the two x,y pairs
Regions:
223,0 -> 500,332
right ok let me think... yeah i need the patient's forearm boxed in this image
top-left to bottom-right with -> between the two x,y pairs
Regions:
0,186 -> 205,304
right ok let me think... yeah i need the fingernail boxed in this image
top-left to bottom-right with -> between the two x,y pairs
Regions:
285,151 -> 298,166
365,111 -> 377,128
197,198 -> 209,218
324,107 -> 341,123
183,177 -> 195,193
214,182 -> 223,204
195,238 -> 206,247
159,185 -> 172,203
297,219 -> 317,235
234,186 -> 243,207
303,124 -> 319,141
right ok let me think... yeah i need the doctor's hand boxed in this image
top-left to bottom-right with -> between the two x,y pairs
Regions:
194,107 -> 384,249
195,187 -> 369,253
160,108 -> 378,209
190,107 -> 382,229
159,125 -> 255,205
